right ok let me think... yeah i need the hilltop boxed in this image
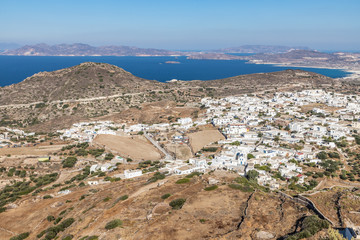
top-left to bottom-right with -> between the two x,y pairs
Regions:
0,62 -> 340,131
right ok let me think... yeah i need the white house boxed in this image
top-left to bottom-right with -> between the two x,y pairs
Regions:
124,169 -> 143,179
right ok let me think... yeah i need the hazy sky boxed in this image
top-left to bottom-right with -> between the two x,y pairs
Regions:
1,0 -> 359,50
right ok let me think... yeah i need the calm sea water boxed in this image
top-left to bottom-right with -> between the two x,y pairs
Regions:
0,56 -> 350,87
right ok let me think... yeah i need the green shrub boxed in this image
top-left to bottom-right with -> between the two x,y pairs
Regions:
60,218 -> 75,229
105,153 -> 115,160
43,195 -> 53,199
103,196 -> 111,202
201,147 -> 218,152
86,236 -> 99,240
204,185 -> 218,191
62,235 -> 73,240
10,232 -> 30,240
47,215 -> 55,222
62,157 -> 77,168
316,151 -> 328,160
286,215 -> 329,240
185,172 -> 201,178
119,195 -> 128,201
54,217 -> 63,225
175,178 -> 190,184
105,219 -> 123,230
169,198 -> 186,209
161,193 -> 171,199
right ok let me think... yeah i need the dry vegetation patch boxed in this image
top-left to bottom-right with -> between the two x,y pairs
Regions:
93,134 -> 161,161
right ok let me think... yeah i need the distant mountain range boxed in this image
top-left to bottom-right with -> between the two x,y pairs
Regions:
0,43 -> 312,56
0,43 -> 182,56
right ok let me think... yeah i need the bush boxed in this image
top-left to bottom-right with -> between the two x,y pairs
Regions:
316,151 -> 328,160
286,215 -> 329,240
103,196 -> 111,202
10,232 -> 30,240
246,170 -> 259,182
185,172 -> 201,178
147,172 -> 166,183
328,152 -> 340,159
105,153 -> 114,160
60,218 -> 75,229
105,219 -> 123,230
161,193 -> 171,199
204,185 -> 218,191
62,157 -> 77,168
47,215 -> 55,222
43,195 -> 53,199
201,147 -> 218,152
119,195 -> 128,201
169,198 -> 186,209
176,178 -> 190,184
62,235 -> 73,240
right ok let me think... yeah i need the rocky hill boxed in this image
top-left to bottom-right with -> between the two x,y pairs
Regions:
0,167 -> 336,240
0,43 -> 182,56
0,62 -> 339,131
0,62 -> 164,105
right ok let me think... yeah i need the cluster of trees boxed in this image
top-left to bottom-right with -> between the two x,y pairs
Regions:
147,172 -> 166,183
138,160 -> 164,173
36,218 -> 75,239
0,173 -> 58,210
62,157 -> 77,168
60,143 -> 108,158
316,151 -> 340,160
286,215 -> 329,240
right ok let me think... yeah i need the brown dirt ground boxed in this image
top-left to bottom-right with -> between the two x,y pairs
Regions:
0,173 -> 310,240
0,144 -> 64,156
188,129 -> 225,153
93,134 -> 161,161
165,143 -> 193,160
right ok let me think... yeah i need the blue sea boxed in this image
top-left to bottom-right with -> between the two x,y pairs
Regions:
0,56 -> 350,87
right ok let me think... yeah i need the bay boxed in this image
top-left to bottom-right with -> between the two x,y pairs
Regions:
0,56 -> 350,87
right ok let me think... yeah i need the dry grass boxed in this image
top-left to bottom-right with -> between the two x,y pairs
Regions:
93,134 -> 161,160
188,129 -> 225,153
0,144 -> 64,156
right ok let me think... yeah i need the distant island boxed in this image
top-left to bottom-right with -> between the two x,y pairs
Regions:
0,43 -> 183,57
165,61 -> 181,64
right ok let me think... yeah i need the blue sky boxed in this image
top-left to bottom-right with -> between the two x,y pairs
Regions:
0,0 -> 359,50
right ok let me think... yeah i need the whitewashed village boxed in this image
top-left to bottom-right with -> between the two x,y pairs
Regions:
2,89 -> 355,192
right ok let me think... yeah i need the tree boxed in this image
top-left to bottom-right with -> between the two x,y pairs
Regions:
274,136 -> 280,142
169,198 -> 186,209
247,153 -> 255,159
246,170 -> 259,182
316,151 -> 328,160
62,156 -> 77,168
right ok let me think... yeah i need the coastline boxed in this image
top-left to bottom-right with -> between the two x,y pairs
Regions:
247,60 -> 360,79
